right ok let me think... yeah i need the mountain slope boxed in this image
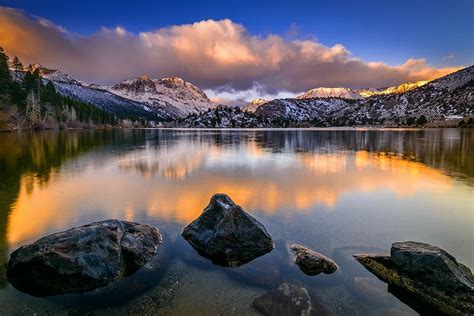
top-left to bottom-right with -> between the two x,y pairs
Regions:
51,81 -> 175,120
12,64 -> 176,120
255,98 -> 352,123
254,66 -> 473,126
243,98 -> 268,112
296,81 -> 430,101
108,76 -> 215,117
297,87 -> 363,100
331,66 -> 473,126
177,106 -> 265,128
357,80 -> 428,97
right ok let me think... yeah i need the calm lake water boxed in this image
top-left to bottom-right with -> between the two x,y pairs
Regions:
0,128 -> 472,315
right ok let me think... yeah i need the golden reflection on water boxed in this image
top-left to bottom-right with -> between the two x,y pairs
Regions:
7,142 -> 455,248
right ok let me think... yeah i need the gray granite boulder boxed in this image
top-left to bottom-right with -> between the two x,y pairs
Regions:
252,283 -> 326,316
354,241 -> 474,314
6,219 -> 163,296
181,194 -> 274,267
390,241 -> 473,291
291,244 -> 338,276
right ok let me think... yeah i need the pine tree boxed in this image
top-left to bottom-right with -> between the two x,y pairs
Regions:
0,47 -> 12,97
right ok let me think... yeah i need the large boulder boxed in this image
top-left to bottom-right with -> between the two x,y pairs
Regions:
291,244 -> 338,276
390,241 -> 473,291
354,241 -> 474,314
181,194 -> 274,267
252,283 -> 327,316
6,219 -> 163,296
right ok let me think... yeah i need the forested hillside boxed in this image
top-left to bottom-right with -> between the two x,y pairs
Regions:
0,47 -> 125,131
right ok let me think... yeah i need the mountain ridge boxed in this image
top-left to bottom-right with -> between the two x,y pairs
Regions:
179,66 -> 473,127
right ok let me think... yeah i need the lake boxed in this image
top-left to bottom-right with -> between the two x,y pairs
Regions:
0,128 -> 472,315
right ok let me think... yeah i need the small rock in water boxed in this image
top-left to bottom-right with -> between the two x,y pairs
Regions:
354,241 -> 474,314
181,194 -> 274,267
291,244 -> 338,275
6,219 -> 163,296
252,283 -> 326,316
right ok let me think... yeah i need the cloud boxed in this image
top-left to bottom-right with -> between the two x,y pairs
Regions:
0,7 -> 463,95
442,53 -> 455,61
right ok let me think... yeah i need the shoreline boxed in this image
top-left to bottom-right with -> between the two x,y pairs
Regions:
1,125 -> 473,133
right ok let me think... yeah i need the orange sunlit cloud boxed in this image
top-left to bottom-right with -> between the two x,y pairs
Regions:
0,7 -> 462,94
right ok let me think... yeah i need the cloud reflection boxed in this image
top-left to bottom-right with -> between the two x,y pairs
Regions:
7,134 -> 456,248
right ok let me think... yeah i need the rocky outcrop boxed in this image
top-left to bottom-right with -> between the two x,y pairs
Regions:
181,194 -> 274,267
354,241 -> 474,314
291,244 -> 338,276
252,283 -> 326,316
6,219 -> 163,296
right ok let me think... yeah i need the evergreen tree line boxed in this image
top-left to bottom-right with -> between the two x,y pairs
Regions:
0,47 -> 118,130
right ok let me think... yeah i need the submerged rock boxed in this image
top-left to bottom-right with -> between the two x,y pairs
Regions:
291,244 -> 338,276
252,282 -> 326,316
332,246 -> 385,276
181,194 -> 274,267
354,241 -> 474,314
6,219 -> 163,296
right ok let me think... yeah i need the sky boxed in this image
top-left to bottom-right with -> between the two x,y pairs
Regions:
0,0 -> 472,102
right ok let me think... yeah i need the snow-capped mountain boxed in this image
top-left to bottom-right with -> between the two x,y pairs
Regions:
357,80 -> 428,97
108,76 -> 215,117
297,87 -> 363,100
11,63 -> 216,120
10,64 -> 176,120
243,98 -> 268,112
251,66 -> 473,126
51,81 -> 175,120
24,63 -> 82,85
331,66 -> 473,126
296,81 -> 430,100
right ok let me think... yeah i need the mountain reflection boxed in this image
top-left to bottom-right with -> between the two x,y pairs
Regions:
1,129 -> 473,257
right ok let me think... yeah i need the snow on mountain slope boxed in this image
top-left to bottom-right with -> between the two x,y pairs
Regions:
51,81 -> 176,120
108,76 -> 215,117
297,87 -> 363,100
333,66 -> 474,125
297,81 -> 430,100
357,81 -> 429,97
254,66 -> 473,126
243,98 -> 268,112
14,64 -> 179,120
255,98 -> 352,122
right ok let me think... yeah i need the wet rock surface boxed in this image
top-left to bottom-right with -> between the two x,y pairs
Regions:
291,244 -> 338,276
354,241 -> 474,314
181,194 -> 274,267
390,241 -> 473,291
6,219 -> 163,296
252,283 -> 326,316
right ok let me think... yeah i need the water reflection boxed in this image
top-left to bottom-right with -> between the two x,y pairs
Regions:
0,129 -> 473,273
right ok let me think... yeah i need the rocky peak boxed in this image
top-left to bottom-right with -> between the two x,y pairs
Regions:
113,76 -> 157,94
158,77 -> 186,89
157,77 -> 210,101
243,98 -> 268,112
297,87 -> 364,100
